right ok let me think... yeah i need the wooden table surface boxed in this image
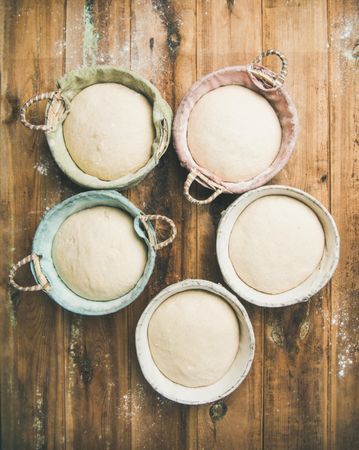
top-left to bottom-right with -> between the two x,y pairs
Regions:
1,0 -> 358,449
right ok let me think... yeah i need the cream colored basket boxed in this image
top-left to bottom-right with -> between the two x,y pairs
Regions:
217,186 -> 340,308
136,279 -> 255,405
173,49 -> 299,205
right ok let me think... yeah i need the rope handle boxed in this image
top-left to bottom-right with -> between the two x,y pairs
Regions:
248,49 -> 288,88
184,170 -> 225,205
19,91 -> 69,132
139,215 -> 177,250
9,254 -> 50,292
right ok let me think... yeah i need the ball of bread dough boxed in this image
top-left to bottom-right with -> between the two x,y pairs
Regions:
229,195 -> 325,294
63,83 -> 155,181
148,290 -> 240,387
187,85 -> 282,182
52,206 -> 147,301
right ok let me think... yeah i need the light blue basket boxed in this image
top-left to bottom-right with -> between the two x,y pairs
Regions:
9,191 -> 176,316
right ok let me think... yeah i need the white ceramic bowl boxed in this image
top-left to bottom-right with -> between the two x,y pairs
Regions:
136,279 -> 255,405
217,185 -> 340,308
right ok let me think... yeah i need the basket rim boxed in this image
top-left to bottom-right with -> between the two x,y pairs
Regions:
45,65 -> 172,190
135,279 -> 255,405
173,65 -> 299,195
216,185 -> 340,308
31,190 -> 157,315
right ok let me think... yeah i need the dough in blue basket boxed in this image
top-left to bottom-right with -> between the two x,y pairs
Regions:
52,205 -> 147,301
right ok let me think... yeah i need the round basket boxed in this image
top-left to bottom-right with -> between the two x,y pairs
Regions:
19,66 -> 173,190
217,186 -> 340,308
135,279 -> 255,405
173,49 -> 299,205
9,191 -> 177,316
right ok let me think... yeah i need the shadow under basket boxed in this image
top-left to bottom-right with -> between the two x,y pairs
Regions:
135,279 -> 255,405
217,185 -> 340,308
173,49 -> 299,205
19,66 -> 173,190
9,191 -> 177,316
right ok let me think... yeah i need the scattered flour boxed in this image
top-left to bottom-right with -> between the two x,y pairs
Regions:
329,14 -> 358,91
33,385 -> 45,450
331,308 -> 358,378
119,382 -> 171,423
34,161 -> 49,176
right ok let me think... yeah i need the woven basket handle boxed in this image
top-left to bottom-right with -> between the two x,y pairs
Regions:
184,170 -> 225,205
9,254 -> 50,292
19,91 -> 68,132
248,49 -> 288,88
139,215 -> 177,250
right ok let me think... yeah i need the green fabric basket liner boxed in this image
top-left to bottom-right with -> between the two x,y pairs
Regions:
31,190 -> 156,316
46,66 -> 173,190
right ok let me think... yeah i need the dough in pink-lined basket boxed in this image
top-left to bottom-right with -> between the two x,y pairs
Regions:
188,85 -> 282,183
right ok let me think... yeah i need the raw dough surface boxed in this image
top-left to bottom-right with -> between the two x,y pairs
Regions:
229,195 -> 325,294
148,290 -> 240,387
52,206 -> 147,301
63,83 -> 155,181
187,85 -> 282,182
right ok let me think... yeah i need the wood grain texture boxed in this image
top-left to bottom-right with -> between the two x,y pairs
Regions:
128,1 -> 188,449
328,1 -> 359,449
262,1 -> 331,449
195,1 -> 263,449
63,2 -> 132,449
0,1 -> 358,449
0,1 -> 66,449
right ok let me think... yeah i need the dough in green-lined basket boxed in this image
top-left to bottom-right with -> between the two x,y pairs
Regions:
63,83 -> 155,181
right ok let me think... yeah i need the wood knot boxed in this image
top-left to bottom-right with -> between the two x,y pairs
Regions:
79,352 -> 93,385
226,0 -> 235,13
320,174 -> 327,183
4,92 -> 20,124
152,0 -> 181,61
271,323 -> 285,347
209,401 -> 228,422
299,318 -> 311,340
167,31 -> 181,58
352,41 -> 359,59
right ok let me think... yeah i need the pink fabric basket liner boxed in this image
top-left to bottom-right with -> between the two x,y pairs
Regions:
173,65 -> 299,196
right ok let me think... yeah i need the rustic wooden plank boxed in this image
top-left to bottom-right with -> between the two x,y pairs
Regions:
2,1 -> 358,449
195,1 -> 264,449
0,0 -> 66,449
262,1 -> 330,449
172,0 -> 198,448
127,1 -> 195,448
63,1 -> 132,449
328,1 -> 359,449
